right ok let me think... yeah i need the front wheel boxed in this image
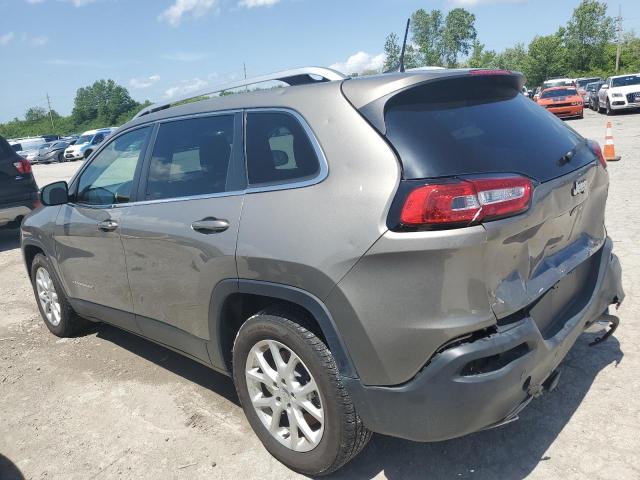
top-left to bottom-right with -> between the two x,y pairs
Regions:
606,99 -> 614,116
30,254 -> 91,337
233,311 -> 371,476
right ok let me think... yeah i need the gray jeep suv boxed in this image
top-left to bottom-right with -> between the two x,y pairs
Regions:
21,67 -> 624,475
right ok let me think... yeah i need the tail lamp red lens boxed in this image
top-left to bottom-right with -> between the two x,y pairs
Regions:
588,139 -> 607,169
13,158 -> 32,175
400,176 -> 532,227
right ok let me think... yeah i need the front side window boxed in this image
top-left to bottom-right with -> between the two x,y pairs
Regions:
246,111 -> 320,186
145,115 -> 235,200
76,127 -> 150,205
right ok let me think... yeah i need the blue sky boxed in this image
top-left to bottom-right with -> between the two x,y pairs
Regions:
1,0 -> 638,123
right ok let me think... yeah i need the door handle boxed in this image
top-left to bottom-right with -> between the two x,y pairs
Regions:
191,218 -> 229,234
97,219 -> 118,231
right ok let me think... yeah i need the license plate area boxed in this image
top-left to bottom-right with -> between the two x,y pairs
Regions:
528,248 -> 602,339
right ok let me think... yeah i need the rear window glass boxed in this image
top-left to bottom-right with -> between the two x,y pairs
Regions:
245,111 -> 320,186
541,88 -> 577,98
146,115 -> 235,200
383,76 -> 591,183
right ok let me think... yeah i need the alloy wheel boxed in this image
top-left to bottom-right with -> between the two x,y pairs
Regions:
35,267 -> 61,326
245,339 -> 324,452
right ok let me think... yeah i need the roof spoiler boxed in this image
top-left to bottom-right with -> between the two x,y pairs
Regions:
134,66 -> 347,119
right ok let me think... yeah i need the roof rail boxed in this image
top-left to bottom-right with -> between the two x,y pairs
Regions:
134,66 -> 347,118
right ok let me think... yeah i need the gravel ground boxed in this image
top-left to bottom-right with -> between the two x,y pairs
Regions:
1,109 -> 639,480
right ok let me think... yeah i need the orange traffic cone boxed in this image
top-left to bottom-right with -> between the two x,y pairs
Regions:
603,121 -> 621,161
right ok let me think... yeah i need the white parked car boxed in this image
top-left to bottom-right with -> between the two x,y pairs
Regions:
597,73 -> 640,115
9,137 -> 49,160
63,127 -> 118,161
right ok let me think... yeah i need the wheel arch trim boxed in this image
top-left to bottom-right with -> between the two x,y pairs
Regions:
208,279 -> 358,379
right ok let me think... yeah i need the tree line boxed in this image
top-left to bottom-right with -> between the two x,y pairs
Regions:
382,0 -> 640,87
0,79 -> 150,139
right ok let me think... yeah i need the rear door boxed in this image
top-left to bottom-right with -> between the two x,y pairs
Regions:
120,112 -> 244,353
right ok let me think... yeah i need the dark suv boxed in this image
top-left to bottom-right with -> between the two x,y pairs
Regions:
0,135 -> 39,229
21,67 -> 624,475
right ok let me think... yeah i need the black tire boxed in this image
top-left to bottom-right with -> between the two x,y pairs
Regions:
606,99 -> 614,116
598,100 -> 605,113
233,310 -> 371,476
57,152 -> 64,162
30,253 -> 91,337
84,150 -> 92,160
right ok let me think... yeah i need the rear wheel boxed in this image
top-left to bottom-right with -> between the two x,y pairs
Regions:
30,254 -> 91,337
233,311 -> 371,475
84,150 -> 92,160
57,152 -> 64,162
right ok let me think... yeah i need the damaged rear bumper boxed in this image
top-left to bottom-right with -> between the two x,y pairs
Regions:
344,238 -> 624,442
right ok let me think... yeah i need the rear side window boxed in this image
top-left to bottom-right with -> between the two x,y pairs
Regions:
245,111 -> 320,186
146,115 -> 235,200
383,75 -> 590,183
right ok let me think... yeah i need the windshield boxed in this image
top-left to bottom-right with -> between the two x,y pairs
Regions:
544,80 -> 573,88
576,78 -> 600,88
381,75 -> 591,183
76,135 -> 93,144
541,88 -> 577,98
586,83 -> 600,91
611,75 -> 640,87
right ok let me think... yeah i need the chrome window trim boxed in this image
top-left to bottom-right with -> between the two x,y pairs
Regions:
70,107 -> 328,209
243,107 -> 329,195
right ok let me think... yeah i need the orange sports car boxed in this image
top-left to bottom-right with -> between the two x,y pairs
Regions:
536,86 -> 584,119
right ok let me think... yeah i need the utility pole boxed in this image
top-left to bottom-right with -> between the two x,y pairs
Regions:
46,93 -> 55,131
243,62 -> 248,92
615,5 -> 622,73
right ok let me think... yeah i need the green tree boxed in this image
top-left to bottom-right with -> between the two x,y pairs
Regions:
564,0 -> 615,73
525,33 -> 568,87
411,9 -> 445,66
25,106 -> 47,122
466,39 -> 497,68
72,79 -> 137,126
490,43 -> 528,72
383,33 -> 401,71
442,8 -> 477,67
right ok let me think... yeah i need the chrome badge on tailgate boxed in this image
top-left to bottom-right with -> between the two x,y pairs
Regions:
572,178 -> 587,196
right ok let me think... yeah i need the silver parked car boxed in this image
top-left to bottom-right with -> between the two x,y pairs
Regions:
21,67 -> 624,475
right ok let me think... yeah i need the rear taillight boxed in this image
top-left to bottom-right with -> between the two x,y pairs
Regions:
399,176 -> 532,228
588,139 -> 607,169
13,158 -> 32,175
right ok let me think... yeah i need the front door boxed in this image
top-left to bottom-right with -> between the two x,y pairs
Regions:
120,113 -> 244,349
54,126 -> 152,316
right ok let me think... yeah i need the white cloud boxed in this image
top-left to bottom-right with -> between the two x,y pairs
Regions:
239,0 -> 280,8
163,78 -> 208,99
448,0 -> 526,6
330,51 -> 385,75
159,0 -> 218,26
30,35 -> 49,46
129,74 -> 161,89
0,32 -> 15,46
162,51 -> 208,62
66,0 -> 97,6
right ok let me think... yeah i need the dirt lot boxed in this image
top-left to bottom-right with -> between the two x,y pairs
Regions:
1,109 -> 639,480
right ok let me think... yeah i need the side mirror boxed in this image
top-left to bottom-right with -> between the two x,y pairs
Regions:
40,181 -> 69,206
600,84 -> 609,90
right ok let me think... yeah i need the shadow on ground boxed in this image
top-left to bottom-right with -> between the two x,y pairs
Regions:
89,321 -> 622,480
95,323 -> 240,406
0,454 -> 24,480
329,332 -> 623,480
0,228 -> 20,253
